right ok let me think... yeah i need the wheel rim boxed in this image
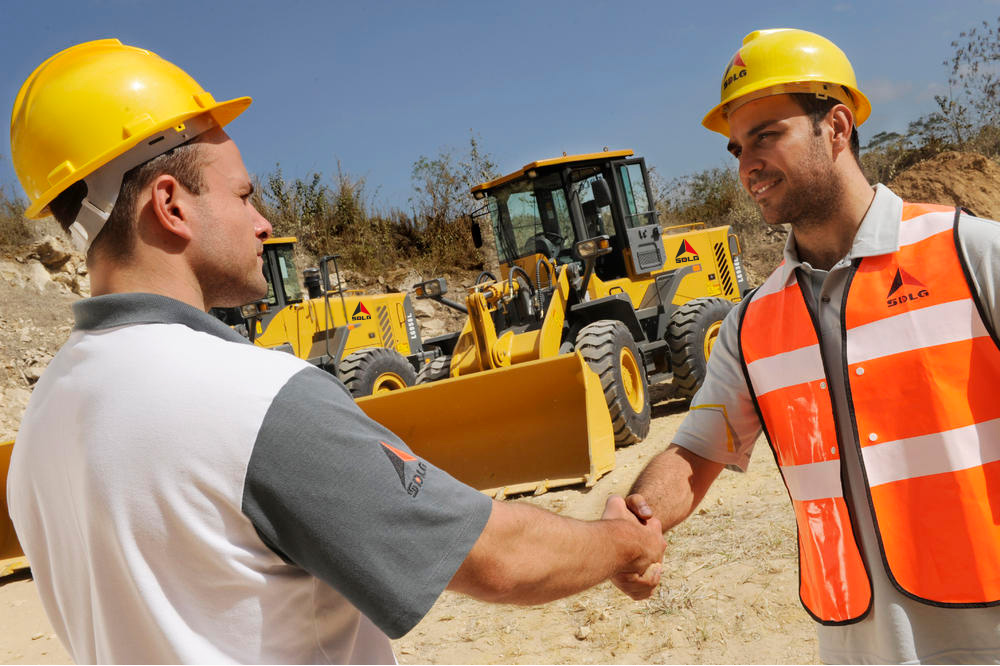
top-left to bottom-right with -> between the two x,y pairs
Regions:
372,372 -> 408,394
619,347 -> 645,412
704,321 -> 723,359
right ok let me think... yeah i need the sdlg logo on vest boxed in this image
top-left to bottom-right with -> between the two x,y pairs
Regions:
886,268 -> 929,308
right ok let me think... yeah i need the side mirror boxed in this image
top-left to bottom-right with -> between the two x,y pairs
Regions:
591,178 -> 612,208
573,235 -> 612,260
414,277 -> 448,299
470,219 -> 483,248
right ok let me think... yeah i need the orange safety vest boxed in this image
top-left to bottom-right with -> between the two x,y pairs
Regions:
739,204 -> 1000,625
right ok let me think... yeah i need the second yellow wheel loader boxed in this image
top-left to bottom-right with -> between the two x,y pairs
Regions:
212,238 -> 438,397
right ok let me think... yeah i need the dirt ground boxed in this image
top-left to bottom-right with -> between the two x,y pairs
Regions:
1,399 -> 817,665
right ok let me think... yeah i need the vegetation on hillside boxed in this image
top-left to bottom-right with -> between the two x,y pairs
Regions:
4,17 -> 1000,278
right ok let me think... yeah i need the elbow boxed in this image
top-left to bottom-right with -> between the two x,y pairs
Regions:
449,551 -> 523,604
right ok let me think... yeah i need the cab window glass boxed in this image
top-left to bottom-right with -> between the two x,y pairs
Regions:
571,169 -> 615,239
275,245 -> 303,302
264,252 -> 277,305
619,163 -> 654,229
488,172 -> 573,263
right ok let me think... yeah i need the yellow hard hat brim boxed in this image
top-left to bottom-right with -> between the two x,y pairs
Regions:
24,95 -> 251,219
702,82 -> 871,137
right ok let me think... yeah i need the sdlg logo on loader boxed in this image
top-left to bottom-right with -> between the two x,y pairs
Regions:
352,302 -> 372,321
675,239 -> 700,263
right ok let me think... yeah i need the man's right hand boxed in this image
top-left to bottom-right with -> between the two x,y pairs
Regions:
602,495 -> 665,600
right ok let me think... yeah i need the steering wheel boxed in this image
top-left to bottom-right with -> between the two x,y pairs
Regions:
522,232 -> 563,258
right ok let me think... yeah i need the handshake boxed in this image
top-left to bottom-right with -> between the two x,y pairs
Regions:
601,493 -> 665,601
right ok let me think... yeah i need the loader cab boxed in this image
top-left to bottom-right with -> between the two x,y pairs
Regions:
209,237 -> 303,333
471,150 -> 664,285
261,238 -> 304,315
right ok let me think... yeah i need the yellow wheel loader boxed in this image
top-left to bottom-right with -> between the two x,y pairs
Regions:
412,150 -> 749,445
352,149 -> 749,498
212,237 -> 437,397
0,439 -> 28,578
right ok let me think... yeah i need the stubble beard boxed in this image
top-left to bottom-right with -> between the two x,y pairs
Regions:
204,264 -> 268,309
757,135 -> 842,232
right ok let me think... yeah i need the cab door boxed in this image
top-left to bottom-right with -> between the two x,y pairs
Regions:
613,159 -> 664,274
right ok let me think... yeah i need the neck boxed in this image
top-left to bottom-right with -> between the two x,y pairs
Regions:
791,174 -> 875,271
89,254 -> 207,311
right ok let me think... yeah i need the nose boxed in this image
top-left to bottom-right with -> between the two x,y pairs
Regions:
738,150 -> 763,189
253,205 -> 272,241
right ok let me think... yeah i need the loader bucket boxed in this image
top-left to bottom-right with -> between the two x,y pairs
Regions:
357,353 -> 615,497
0,440 -> 29,577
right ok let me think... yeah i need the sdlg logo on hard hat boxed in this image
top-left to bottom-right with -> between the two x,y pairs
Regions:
723,52 -> 748,90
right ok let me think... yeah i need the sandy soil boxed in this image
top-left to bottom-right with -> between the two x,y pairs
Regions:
0,399 -> 817,665
393,403 -> 817,665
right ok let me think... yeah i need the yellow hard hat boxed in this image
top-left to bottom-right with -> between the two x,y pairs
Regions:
702,29 -> 871,137
10,39 -> 250,247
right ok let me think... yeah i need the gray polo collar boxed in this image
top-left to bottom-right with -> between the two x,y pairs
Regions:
73,292 -> 249,344
779,183 -> 903,284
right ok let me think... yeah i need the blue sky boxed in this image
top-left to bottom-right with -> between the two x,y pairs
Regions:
3,0 -> 999,213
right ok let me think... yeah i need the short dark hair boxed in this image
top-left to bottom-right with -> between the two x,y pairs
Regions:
790,92 -> 861,163
48,141 -> 206,261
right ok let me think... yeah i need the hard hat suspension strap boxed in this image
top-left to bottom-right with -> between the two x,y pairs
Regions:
70,113 -> 217,251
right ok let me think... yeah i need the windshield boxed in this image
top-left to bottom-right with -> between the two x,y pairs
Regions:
487,172 -> 576,265
265,244 -> 303,305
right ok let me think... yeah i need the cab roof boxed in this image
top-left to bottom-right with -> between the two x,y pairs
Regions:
470,149 -> 634,195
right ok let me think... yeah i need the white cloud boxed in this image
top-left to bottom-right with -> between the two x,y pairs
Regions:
861,78 -> 914,103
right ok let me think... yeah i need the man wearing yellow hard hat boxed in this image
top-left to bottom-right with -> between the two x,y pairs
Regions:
619,29 -> 1000,662
6,40 -> 668,663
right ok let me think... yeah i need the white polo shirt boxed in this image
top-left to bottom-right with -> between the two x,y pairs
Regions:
8,293 -> 491,664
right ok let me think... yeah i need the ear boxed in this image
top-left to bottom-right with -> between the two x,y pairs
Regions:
828,104 -> 855,159
149,174 -> 196,241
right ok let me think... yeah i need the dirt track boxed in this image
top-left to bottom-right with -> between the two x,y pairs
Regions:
1,399 -> 817,664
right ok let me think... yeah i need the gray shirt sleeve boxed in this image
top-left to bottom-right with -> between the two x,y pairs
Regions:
958,213 -> 1000,334
672,300 -> 762,471
242,367 -> 492,639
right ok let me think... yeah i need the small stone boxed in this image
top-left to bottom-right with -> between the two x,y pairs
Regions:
575,625 -> 591,640
398,647 -> 414,655
31,632 -> 44,640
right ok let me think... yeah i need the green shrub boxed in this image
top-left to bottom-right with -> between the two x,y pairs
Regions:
0,186 -> 32,249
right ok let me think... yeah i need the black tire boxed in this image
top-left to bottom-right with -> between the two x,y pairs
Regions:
416,354 -> 452,384
338,348 -> 417,398
575,320 -> 651,446
667,297 -> 735,402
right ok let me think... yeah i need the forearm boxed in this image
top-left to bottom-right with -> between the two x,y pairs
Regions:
449,500 -> 655,604
630,444 -> 724,531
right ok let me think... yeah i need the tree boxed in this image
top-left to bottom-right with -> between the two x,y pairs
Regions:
410,130 -> 499,225
945,18 -> 1000,131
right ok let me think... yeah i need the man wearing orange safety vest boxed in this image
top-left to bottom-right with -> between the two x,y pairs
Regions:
615,29 -> 1000,663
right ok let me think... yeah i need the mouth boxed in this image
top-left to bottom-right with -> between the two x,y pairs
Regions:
749,176 -> 781,200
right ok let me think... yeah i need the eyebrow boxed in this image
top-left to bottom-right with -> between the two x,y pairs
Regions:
727,118 -> 780,154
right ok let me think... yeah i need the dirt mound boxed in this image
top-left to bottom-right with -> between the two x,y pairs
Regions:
888,151 -> 1000,219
